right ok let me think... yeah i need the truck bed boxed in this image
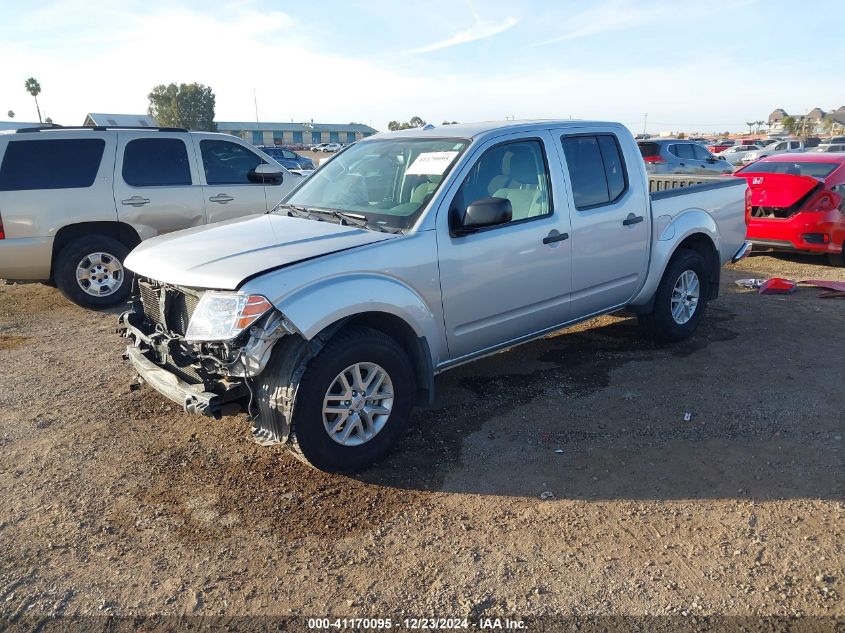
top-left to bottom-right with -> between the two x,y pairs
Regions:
649,175 -> 738,199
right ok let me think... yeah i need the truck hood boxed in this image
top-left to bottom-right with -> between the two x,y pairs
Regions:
125,214 -> 399,289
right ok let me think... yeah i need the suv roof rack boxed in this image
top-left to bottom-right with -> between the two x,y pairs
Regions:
15,125 -> 188,133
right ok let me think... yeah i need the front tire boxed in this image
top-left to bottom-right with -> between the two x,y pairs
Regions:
285,327 -> 415,472
638,248 -> 709,343
827,246 -> 845,267
54,235 -> 132,309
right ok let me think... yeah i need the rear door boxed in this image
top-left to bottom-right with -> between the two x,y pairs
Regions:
669,143 -> 695,173
193,137 -> 274,223
556,129 -> 651,318
113,132 -> 206,240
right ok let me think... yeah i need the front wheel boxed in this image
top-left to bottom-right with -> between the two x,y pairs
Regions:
269,327 -> 415,472
827,246 -> 845,267
638,248 -> 709,343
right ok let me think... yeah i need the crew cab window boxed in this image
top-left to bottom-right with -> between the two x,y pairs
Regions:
453,139 -> 552,223
122,138 -> 191,187
200,140 -> 263,185
561,134 -> 628,210
0,139 -> 105,191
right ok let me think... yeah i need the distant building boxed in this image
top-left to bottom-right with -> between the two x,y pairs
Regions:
217,121 -> 378,146
83,113 -> 157,127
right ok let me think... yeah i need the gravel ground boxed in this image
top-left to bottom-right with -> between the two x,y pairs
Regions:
0,252 -> 843,630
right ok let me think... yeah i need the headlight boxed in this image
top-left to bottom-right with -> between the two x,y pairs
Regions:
185,292 -> 272,342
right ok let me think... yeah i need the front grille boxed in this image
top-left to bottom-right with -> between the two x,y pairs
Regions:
137,279 -> 200,336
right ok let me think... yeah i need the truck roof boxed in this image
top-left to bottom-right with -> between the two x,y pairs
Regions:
368,119 -> 622,142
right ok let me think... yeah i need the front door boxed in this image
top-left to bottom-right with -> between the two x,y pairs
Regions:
437,133 -> 573,360
194,137 -> 270,224
113,132 -> 206,239
556,130 -> 650,318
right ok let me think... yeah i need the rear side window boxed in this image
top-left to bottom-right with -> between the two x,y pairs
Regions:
561,134 -> 628,210
0,139 -> 105,191
670,144 -> 695,159
692,145 -> 712,160
638,142 -> 660,158
122,138 -> 192,187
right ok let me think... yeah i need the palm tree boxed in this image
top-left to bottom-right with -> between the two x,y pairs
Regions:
755,120 -> 765,135
24,78 -> 42,123
746,121 -> 755,134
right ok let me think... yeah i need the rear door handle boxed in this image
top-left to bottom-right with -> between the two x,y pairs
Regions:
542,231 -> 569,245
209,194 -> 234,204
121,196 -> 150,207
622,213 -> 644,226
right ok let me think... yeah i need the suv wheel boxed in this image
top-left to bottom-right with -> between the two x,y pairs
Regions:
267,327 -> 415,472
54,235 -> 132,309
638,248 -> 709,343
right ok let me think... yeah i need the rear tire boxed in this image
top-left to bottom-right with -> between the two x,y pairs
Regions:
54,235 -> 132,309
638,248 -> 709,343
283,327 -> 415,472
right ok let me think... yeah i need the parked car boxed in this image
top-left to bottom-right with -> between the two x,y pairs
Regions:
813,143 -> 845,153
0,126 -> 299,308
824,136 -> 845,144
758,139 -> 779,147
717,144 -> 763,165
257,145 -> 315,170
708,139 -> 735,153
740,139 -> 805,165
311,143 -> 328,152
734,154 -> 845,266
638,140 -> 734,175
320,143 -> 344,153
120,120 -> 750,472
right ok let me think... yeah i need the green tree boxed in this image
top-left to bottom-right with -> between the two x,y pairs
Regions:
755,120 -> 765,134
388,116 -> 426,131
24,77 -> 42,123
781,116 -> 797,135
148,82 -> 217,131
6,110 -> 14,119
746,121 -> 755,134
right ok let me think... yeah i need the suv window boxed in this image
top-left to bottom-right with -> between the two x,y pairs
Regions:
692,145 -> 712,160
0,139 -> 105,191
454,139 -> 552,223
122,138 -> 192,187
200,140 -> 263,185
561,134 -> 628,210
670,143 -> 695,159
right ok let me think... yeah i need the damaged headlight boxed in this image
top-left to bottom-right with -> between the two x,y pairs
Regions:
185,292 -> 272,342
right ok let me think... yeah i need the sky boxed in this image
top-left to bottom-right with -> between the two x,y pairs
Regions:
1,0 -> 843,134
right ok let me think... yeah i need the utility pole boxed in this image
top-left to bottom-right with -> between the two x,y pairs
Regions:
253,89 -> 259,124
642,113 -> 648,136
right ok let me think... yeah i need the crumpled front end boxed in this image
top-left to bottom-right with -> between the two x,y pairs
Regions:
118,278 -> 291,417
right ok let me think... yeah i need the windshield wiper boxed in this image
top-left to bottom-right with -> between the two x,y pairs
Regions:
273,203 -> 403,234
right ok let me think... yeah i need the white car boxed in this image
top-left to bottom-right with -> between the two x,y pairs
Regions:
812,143 -> 845,153
717,144 -> 762,165
321,143 -> 343,152
741,139 -> 805,165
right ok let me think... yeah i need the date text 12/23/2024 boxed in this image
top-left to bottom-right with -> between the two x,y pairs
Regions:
307,617 -> 527,629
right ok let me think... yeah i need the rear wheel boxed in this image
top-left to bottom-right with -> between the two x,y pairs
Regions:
54,235 -> 132,309
638,248 -> 709,343
279,327 -> 415,472
827,246 -> 845,267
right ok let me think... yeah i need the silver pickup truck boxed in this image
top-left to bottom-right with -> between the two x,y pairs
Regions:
120,120 -> 751,472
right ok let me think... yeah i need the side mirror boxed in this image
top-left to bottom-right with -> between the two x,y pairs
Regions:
453,197 -> 512,236
249,163 -> 284,184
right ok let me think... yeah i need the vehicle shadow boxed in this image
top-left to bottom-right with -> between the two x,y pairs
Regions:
355,305 -> 845,501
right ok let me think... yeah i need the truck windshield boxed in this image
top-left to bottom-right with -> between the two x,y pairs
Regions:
282,137 -> 469,230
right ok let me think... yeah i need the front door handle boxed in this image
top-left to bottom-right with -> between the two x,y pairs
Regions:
209,194 -> 234,204
121,195 -> 150,207
542,230 -> 569,245
622,213 -> 644,226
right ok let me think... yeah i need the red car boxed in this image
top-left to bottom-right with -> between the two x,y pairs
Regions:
734,153 -> 845,266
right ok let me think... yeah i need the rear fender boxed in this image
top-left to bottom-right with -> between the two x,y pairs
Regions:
628,209 -> 720,308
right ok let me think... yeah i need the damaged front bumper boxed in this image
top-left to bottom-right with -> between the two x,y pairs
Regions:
731,240 -> 753,263
119,309 -> 250,418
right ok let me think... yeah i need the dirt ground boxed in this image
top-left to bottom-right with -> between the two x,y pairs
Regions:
1,252 -> 844,630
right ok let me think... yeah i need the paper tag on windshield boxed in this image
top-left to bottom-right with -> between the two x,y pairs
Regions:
406,151 -> 459,175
